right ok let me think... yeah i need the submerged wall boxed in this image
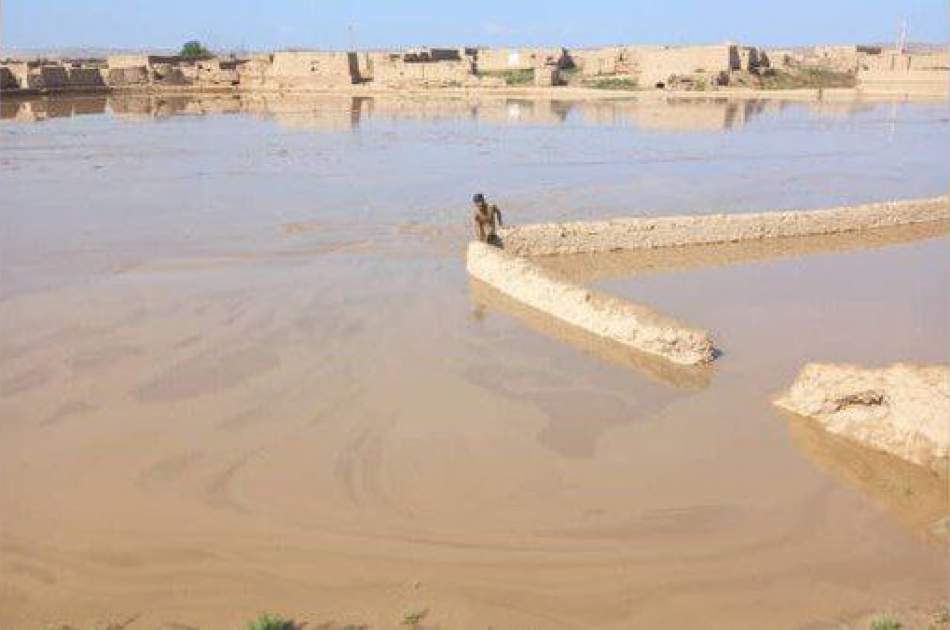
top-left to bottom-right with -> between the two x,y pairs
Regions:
498,196 -> 950,256
467,195 -> 949,369
466,242 -> 715,366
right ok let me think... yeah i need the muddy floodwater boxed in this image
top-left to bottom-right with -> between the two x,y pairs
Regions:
1,94 -> 948,629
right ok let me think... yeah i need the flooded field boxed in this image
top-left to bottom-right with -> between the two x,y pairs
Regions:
1,94 -> 948,629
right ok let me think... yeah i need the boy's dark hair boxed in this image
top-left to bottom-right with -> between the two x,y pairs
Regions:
472,193 -> 485,204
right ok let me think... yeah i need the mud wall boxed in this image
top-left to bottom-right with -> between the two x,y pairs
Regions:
738,46 -> 766,70
858,50 -> 949,73
106,55 -> 151,70
194,59 -> 239,86
633,45 -> 739,87
807,46 -> 860,72
269,51 -> 359,87
236,54 -> 273,87
533,66 -> 559,87
0,62 -> 106,90
1,62 -> 30,87
907,50 -> 949,70
66,67 -> 106,87
499,196 -> 950,256
857,50 -> 949,92
372,58 -> 474,87
476,47 -> 566,72
569,47 -> 627,76
107,66 -> 150,86
28,66 -> 70,89
0,67 -> 18,89
467,242 -> 715,365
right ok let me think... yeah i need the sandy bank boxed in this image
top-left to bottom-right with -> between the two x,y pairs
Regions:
776,363 -> 950,472
499,196 -> 949,256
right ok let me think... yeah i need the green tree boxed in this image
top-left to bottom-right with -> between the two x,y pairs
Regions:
179,40 -> 210,58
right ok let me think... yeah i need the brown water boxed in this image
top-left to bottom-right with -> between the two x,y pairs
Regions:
1,94 -> 948,629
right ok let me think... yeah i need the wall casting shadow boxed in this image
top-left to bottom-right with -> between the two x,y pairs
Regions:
468,277 -> 712,391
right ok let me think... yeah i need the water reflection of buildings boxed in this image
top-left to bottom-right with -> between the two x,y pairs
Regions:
803,100 -> 877,118
601,98 -> 776,131
0,96 -> 108,121
0,93 -> 886,132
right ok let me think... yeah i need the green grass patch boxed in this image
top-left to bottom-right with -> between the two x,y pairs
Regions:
869,614 -> 902,630
246,613 -> 295,630
585,76 -> 638,90
477,69 -> 534,86
402,607 -> 428,626
758,67 -> 856,90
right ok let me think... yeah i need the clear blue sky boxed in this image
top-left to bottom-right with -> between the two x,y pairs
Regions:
3,0 -> 947,52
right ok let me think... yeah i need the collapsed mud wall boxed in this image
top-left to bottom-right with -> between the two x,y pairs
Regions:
775,363 -> 950,472
499,196 -> 950,256
466,242 -> 715,365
